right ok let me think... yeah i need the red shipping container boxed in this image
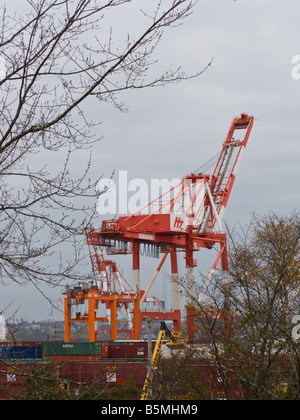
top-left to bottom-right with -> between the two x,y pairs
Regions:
108,341 -> 155,359
101,341 -> 109,358
0,360 -> 50,400
46,355 -> 101,364
57,360 -> 148,389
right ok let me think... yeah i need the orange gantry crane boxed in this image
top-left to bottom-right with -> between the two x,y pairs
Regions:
67,113 -> 254,341
64,236 -> 140,342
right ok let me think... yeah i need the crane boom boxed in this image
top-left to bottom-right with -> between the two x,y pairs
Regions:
200,113 -> 254,232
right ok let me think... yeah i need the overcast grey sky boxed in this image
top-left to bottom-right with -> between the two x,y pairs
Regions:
93,0 -> 300,221
1,0 -> 300,321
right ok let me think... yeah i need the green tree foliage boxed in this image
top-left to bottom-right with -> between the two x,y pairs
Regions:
226,212 -> 300,399
20,364 -> 71,400
151,351 -> 210,400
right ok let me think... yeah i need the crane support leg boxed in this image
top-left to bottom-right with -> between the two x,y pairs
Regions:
220,239 -> 232,340
133,241 -> 140,295
64,296 -> 71,343
171,250 -> 180,311
88,295 -> 96,342
185,241 -> 196,302
221,240 -> 229,310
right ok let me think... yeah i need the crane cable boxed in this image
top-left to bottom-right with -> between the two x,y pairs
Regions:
193,151 -> 221,175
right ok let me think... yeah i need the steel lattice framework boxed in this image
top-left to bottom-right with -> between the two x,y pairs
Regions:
81,113 -> 254,340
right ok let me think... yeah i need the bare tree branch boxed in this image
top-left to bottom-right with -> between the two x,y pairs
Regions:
0,1 -> 209,304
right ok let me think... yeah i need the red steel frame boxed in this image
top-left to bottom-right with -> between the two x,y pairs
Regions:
78,113 -> 254,341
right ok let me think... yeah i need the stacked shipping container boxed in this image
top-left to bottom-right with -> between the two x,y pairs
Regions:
0,340 -> 242,400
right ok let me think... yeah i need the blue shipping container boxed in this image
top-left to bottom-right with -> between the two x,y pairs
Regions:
0,345 -> 42,359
